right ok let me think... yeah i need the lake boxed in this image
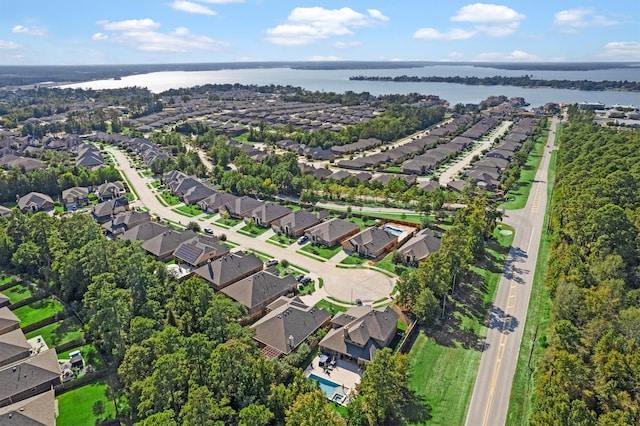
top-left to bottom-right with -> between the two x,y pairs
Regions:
60,65 -> 640,108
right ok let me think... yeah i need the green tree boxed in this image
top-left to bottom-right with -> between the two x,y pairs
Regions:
357,348 -> 409,425
285,390 -> 346,426
239,404 -> 274,426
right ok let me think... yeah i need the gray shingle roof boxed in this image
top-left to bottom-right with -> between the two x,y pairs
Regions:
398,228 -> 441,263
0,349 -> 61,404
141,229 -> 197,258
252,297 -> 330,357
305,218 -> 359,244
0,389 -> 56,426
221,271 -> 297,311
193,252 -> 263,289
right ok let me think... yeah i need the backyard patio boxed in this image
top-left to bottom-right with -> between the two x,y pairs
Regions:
305,353 -> 363,405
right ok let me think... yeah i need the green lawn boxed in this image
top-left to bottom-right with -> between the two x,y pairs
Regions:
500,135 -> 547,210
13,298 -> 65,327
25,317 -> 84,348
506,150 -> 556,426
346,216 -> 379,230
150,180 -> 161,188
57,382 -> 116,426
301,243 -> 343,259
215,216 -> 242,227
239,224 -> 270,236
408,332 -> 481,426
173,204 -> 203,217
2,283 -> 35,304
339,254 -> 368,265
268,233 -> 296,246
375,253 -> 413,276
160,191 -> 180,206
315,299 -> 348,315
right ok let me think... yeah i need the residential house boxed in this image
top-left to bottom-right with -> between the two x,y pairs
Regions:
0,206 -> 12,218
319,306 -> 399,366
141,229 -> 197,262
96,181 -> 126,201
398,228 -> 441,265
61,186 -> 89,211
273,210 -> 322,237
221,196 -> 264,219
102,210 -> 151,237
342,227 -> 397,260
198,192 -> 238,215
91,197 -> 129,224
173,235 -> 229,267
193,252 -> 263,291
75,144 -> 104,169
0,349 -> 61,408
221,271 -> 298,322
304,218 -> 360,248
0,389 -> 57,426
0,308 -> 20,336
17,192 -> 54,213
182,185 -> 216,205
0,329 -> 31,368
120,221 -> 170,242
252,296 -> 331,359
250,204 -> 292,227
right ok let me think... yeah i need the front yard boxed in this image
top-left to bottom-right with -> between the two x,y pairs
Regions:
301,243 -> 343,259
173,204 -> 203,217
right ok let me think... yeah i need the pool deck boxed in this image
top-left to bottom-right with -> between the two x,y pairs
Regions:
384,222 -> 418,245
305,355 -> 363,404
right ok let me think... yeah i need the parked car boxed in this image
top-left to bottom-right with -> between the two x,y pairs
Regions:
204,227 -> 214,234
295,274 -> 304,282
299,276 -> 312,285
355,299 -> 363,306
265,258 -> 279,267
297,235 -> 309,244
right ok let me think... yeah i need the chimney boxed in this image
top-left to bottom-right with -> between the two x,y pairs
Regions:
288,334 -> 295,349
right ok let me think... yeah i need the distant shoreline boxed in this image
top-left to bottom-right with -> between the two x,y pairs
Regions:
1,61 -> 639,88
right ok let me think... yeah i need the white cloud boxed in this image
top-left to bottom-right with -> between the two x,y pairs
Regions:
414,3 -> 524,41
599,41 -> 640,60
554,8 -> 618,32
332,40 -> 362,48
94,19 -> 229,53
448,51 -> 463,59
170,1 -> 216,15
413,28 -> 476,41
306,55 -> 343,61
265,7 -> 388,46
197,0 -> 243,3
12,25 -> 46,36
0,40 -> 23,50
474,50 -> 540,61
97,19 -> 160,32
451,3 -> 525,23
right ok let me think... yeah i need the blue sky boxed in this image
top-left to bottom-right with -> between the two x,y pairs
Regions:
0,1 -> 638,64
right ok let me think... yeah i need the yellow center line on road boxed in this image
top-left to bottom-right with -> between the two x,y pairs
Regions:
482,280 -> 518,426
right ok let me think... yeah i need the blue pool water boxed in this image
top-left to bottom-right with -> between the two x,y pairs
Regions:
383,226 -> 403,236
308,373 -> 341,398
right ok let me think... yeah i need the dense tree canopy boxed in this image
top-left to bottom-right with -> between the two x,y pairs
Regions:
532,113 -> 640,425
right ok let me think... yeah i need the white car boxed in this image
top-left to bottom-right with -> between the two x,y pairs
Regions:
265,259 -> 279,267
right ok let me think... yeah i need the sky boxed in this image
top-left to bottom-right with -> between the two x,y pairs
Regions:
0,0 -> 639,65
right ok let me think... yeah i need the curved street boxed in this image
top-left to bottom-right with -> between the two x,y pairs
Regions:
104,146 -> 396,306
465,116 -> 558,426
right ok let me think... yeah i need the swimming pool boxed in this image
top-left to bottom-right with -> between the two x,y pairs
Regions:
308,373 -> 349,404
383,225 -> 403,236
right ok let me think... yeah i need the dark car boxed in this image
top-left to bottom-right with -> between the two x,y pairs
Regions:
295,274 -> 304,282
299,276 -> 312,285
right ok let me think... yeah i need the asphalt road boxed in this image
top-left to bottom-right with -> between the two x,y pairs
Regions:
465,116 -> 559,426
104,146 -> 395,305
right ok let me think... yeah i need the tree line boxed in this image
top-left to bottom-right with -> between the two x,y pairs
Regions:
531,109 -> 640,425
350,75 -> 640,92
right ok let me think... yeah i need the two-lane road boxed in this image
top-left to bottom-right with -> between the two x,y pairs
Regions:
465,117 -> 558,426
